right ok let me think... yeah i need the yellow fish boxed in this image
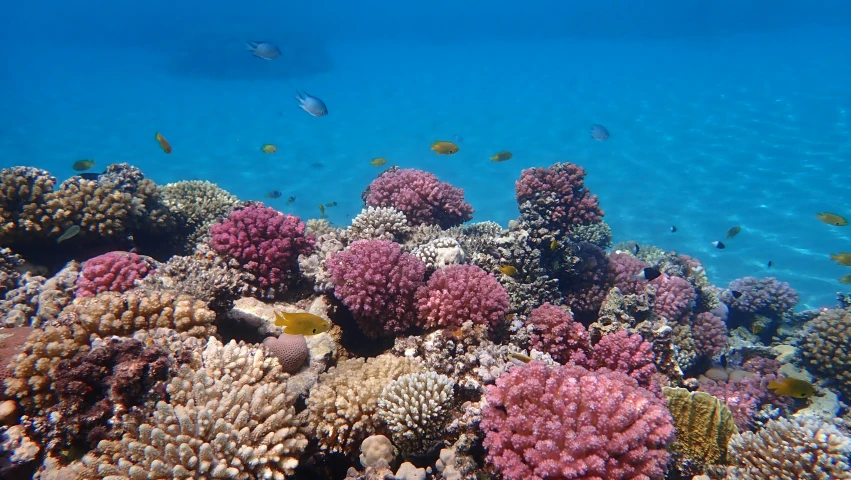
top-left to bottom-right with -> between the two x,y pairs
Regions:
830,252 -> 851,266
72,159 -> 95,171
490,151 -> 513,162
816,212 -> 848,226
370,157 -> 387,167
726,226 -> 741,238
430,141 -> 459,155
507,353 -> 532,365
319,204 -> 326,217
767,377 -> 817,399
261,144 -> 277,154
498,265 -> 517,276
839,274 -> 851,284
550,239 -> 562,250
274,311 -> 330,335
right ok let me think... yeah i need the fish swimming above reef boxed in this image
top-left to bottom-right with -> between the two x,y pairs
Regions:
295,91 -> 328,117
490,151 -> 512,162
370,157 -> 387,167
816,212 -> 848,226
72,159 -> 95,171
633,267 -> 662,281
498,265 -> 517,276
767,377 -> 817,399
245,41 -> 281,60
712,241 -> 725,249
261,144 -> 277,154
591,124 -> 610,141
274,311 -> 330,335
265,190 -> 282,198
286,196 -> 296,205
831,252 -> 851,266
155,132 -> 172,154
839,274 -> 851,284
726,226 -> 741,238
430,141 -> 459,155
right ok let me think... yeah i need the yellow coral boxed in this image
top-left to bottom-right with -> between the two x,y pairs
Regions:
663,386 -> 737,464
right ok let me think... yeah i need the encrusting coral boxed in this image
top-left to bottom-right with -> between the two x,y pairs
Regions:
76,337 -> 307,479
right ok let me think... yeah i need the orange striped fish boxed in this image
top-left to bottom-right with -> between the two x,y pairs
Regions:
155,132 -> 172,154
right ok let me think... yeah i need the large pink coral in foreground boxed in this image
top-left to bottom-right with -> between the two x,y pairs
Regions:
482,362 -> 674,480
326,239 -> 426,337
362,167 -> 473,228
209,204 -> 315,288
515,162 -> 603,232
415,264 -> 509,331
75,251 -> 153,297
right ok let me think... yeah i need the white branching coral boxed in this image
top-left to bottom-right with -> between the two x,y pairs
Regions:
377,372 -> 455,453
348,206 -> 410,241
726,415 -> 851,480
76,338 -> 307,480
307,354 -> 422,453
412,237 -> 465,269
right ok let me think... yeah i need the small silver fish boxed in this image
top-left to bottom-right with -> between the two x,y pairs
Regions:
57,225 -> 80,243
295,91 -> 328,117
591,124 -> 610,141
245,41 -> 281,60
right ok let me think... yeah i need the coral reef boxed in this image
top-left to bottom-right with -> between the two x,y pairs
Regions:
726,416 -> 851,479
158,179 -> 245,252
75,251 -> 154,297
573,330 -> 659,389
362,167 -> 474,228
663,387 -> 737,464
411,236 -> 466,270
415,264 -> 509,331
326,240 -> 426,337
692,311 -> 729,358
0,262 -> 79,328
348,206 -> 410,241
481,361 -> 674,480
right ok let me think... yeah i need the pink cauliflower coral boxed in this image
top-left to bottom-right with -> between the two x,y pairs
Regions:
607,252 -> 648,295
515,162 -> 603,232
415,264 -> 509,331
527,303 -> 589,363
692,312 -> 729,357
362,167 -> 473,228
76,251 -> 153,297
572,331 -> 658,389
652,275 -> 695,323
326,239 -> 426,337
482,362 -> 674,480
209,205 -> 315,288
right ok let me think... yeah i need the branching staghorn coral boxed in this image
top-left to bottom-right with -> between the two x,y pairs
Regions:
76,338 -> 307,479
307,354 -> 422,453
377,372 -> 455,454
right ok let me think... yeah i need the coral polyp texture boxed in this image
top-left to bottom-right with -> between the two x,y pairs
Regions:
377,371 -> 455,454
75,250 -> 154,297
415,264 -> 509,331
326,239 -> 426,337
481,361 -> 675,480
209,204 -> 315,290
362,167 -> 474,228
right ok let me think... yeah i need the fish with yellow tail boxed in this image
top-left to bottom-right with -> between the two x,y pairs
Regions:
767,377 -> 817,399
816,212 -> 848,226
274,311 -> 330,335
430,141 -> 459,155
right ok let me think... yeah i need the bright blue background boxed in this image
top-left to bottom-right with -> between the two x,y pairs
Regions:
2,1 -> 850,309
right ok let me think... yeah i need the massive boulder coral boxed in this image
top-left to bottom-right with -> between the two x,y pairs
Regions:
663,387 -> 737,465
481,362 -> 675,480
526,303 -> 588,363
209,204 -> 315,292
726,415 -> 851,479
76,338 -> 307,479
720,276 -> 799,316
362,167 -> 473,228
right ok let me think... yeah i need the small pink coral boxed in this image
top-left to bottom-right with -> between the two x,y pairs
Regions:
699,373 -> 791,430
572,330 -> 658,389
262,333 -> 309,373
209,204 -> 315,288
415,264 -> 509,331
607,252 -> 648,295
362,168 -> 473,228
515,162 -> 603,232
482,362 -> 674,480
75,251 -> 153,297
652,274 -> 695,323
692,312 -> 729,357
527,303 -> 588,363
326,239 -> 426,337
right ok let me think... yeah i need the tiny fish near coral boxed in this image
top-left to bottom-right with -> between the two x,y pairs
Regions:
274,310 -> 330,335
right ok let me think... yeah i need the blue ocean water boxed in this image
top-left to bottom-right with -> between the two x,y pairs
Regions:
1,1 -> 850,309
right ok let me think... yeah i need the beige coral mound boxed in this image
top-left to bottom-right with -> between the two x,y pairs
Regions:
377,371 -> 455,454
158,180 -> 245,251
76,338 -> 307,480
798,308 -> 851,397
307,354 -> 422,453
726,416 -> 851,480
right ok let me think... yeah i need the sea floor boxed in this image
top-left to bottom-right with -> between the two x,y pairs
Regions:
1,28 -> 850,309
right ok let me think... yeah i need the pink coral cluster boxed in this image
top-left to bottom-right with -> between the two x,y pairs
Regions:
482,362 -> 674,480
515,162 -> 603,231
527,303 -> 588,363
572,331 -> 658,389
326,239 -> 426,337
362,168 -> 474,228
209,205 -> 315,288
692,312 -> 729,357
699,373 -> 789,430
75,251 -> 153,297
607,253 -> 696,322
415,264 -> 509,331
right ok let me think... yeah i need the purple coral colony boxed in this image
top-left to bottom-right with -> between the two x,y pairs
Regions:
0,161 -> 849,480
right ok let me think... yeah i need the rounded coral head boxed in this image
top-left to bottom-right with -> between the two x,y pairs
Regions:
75,251 -> 154,297
415,264 -> 509,331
